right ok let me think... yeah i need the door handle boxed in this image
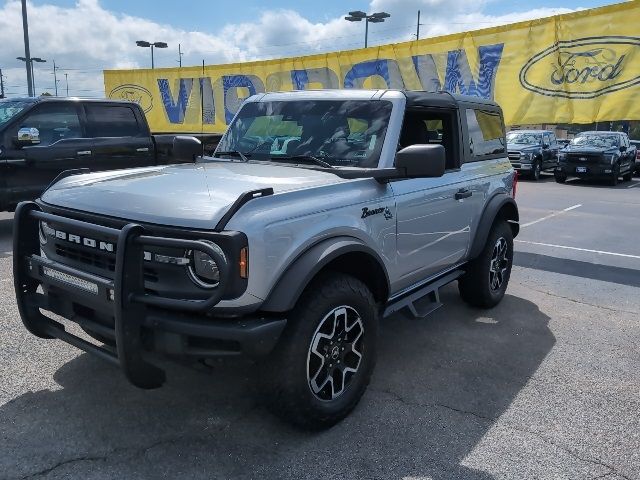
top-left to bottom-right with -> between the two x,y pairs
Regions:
77,150 -> 92,156
136,147 -> 149,152
455,188 -> 473,200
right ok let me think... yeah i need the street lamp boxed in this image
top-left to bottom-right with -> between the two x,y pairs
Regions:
17,56 -> 46,94
136,40 -> 168,69
344,11 -> 390,48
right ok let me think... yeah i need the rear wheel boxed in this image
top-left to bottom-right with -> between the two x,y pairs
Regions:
267,273 -> 378,430
459,220 -> 513,308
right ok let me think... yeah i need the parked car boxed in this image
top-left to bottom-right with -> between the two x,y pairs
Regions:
0,97 -> 221,211
555,131 -> 636,185
631,140 -> 640,175
506,129 -> 559,180
13,89 -> 519,429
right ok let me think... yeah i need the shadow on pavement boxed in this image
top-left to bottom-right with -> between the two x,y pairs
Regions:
1,286 -> 553,479
514,251 -> 640,288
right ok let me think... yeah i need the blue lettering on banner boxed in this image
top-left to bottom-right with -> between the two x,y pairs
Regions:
157,78 -> 193,124
222,75 -> 265,123
442,44 -> 504,99
343,60 -> 404,89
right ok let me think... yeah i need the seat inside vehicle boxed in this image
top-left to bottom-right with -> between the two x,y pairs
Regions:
399,109 -> 459,170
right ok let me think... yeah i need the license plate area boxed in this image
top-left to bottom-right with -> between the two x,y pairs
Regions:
576,166 -> 588,173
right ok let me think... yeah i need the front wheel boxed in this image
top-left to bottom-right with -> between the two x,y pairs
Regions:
459,220 -> 514,308
622,169 -> 633,182
531,159 -> 541,181
267,273 -> 378,430
554,172 -> 567,183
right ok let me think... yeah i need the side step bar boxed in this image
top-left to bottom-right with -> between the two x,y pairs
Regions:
383,270 -> 464,319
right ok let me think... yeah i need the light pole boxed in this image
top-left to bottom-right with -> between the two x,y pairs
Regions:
21,0 -> 33,96
17,56 -> 46,95
344,10 -> 390,48
136,40 -> 168,69
65,73 -> 69,96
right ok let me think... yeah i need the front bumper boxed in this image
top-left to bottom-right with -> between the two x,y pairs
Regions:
556,163 -> 615,178
13,202 -> 286,389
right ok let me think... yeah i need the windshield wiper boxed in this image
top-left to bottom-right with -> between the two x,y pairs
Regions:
214,150 -> 250,162
273,155 -> 334,169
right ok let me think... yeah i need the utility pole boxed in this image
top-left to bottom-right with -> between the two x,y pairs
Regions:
21,0 -> 34,96
0,69 -> 5,98
65,73 -> 69,96
53,60 -> 58,96
416,10 -> 421,40
178,43 -> 183,67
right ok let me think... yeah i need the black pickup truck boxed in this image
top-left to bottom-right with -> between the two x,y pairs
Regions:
506,129 -> 559,181
555,131 -> 636,186
0,97 -> 220,212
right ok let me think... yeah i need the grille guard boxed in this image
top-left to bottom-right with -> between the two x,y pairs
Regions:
13,201 -> 231,389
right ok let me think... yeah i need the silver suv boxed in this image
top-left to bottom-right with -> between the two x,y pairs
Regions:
14,89 -> 519,429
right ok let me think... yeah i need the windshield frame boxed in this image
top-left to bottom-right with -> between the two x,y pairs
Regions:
216,99 -> 395,170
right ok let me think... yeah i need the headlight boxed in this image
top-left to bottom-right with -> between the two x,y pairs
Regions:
187,240 -> 226,288
522,152 -> 532,161
605,154 -> 617,164
558,153 -> 566,161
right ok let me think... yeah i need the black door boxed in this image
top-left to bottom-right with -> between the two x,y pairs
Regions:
83,103 -> 154,170
4,102 -> 92,205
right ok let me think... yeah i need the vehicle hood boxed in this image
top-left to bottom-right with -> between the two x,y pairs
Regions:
41,161 -> 345,229
562,145 -> 617,154
507,143 -> 541,152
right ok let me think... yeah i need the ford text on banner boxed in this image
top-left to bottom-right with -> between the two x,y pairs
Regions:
104,2 -> 640,134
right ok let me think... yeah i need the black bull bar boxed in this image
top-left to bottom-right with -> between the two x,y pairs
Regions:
13,201 -> 233,389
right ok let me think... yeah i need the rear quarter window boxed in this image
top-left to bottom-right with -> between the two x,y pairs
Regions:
465,108 -> 506,161
85,104 -> 141,137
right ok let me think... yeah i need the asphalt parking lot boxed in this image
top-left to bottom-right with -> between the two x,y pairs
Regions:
1,174 -> 640,480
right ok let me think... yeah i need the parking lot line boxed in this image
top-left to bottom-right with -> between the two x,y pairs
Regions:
515,239 -> 640,259
520,204 -> 582,228
627,182 -> 640,189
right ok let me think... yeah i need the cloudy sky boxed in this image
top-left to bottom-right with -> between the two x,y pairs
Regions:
0,0 -> 620,98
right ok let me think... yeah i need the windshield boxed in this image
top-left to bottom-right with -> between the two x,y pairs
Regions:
0,101 -> 30,127
571,134 -> 619,148
216,100 -> 393,168
506,132 -> 542,145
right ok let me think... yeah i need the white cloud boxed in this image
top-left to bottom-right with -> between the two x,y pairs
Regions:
0,0 -> 577,98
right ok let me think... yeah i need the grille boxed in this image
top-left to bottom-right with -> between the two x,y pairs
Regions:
508,151 -> 521,160
54,243 -> 159,282
566,153 -> 602,164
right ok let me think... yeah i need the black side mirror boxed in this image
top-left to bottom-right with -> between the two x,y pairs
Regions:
173,136 -> 202,162
620,145 -> 627,152
542,143 -> 550,149
395,144 -> 446,178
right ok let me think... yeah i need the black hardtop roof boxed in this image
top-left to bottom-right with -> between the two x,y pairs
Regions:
403,90 -> 501,109
0,96 -> 136,106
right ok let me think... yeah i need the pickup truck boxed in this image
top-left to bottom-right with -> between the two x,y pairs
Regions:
13,89 -> 519,429
506,129 -> 559,180
555,131 -> 636,185
0,97 -> 221,211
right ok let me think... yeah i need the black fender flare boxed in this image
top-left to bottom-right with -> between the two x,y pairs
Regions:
260,236 -> 390,313
468,194 -> 519,260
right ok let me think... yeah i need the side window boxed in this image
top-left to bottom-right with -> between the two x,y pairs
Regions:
18,104 -> 82,146
85,105 -> 141,137
465,109 -> 505,160
543,133 -> 551,146
398,109 -> 458,170
550,133 -> 557,145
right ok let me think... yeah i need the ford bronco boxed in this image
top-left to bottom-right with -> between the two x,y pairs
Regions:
14,89 -> 519,429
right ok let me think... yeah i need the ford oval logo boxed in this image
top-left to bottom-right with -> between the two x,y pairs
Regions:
519,36 -> 640,99
108,84 -> 154,113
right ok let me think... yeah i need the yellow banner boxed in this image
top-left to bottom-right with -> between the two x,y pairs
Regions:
104,2 -> 640,133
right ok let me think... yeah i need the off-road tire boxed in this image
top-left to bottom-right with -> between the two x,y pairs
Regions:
459,220 -> 514,308
531,159 -> 541,181
266,273 -> 378,430
554,172 -> 567,183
